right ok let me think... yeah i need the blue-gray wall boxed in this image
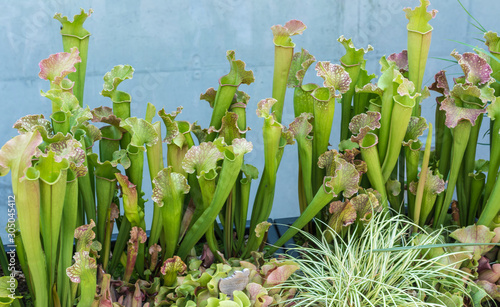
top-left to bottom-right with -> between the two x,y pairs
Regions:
1,0 -> 499,242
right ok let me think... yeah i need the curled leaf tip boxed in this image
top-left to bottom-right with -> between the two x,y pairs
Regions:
487,97 -> 500,121
43,138 -> 88,177
149,244 -> 161,254
440,96 -> 487,128
339,139 -> 359,151
110,203 -> 119,220
38,47 -> 81,84
256,98 -> 280,124
74,219 -> 96,240
66,251 -> 97,283
288,48 -> 316,87
116,172 -> 137,196
485,31 -> 500,53
221,50 -> 255,86
232,138 -> 253,155
271,20 -> 306,47
160,106 -> 183,119
255,221 -> 272,238
161,256 -> 187,275
338,35 -> 374,54
395,74 -> 418,97
451,50 -> 493,86
451,83 -> 493,106
409,167 -> 445,196
152,167 -> 190,206
208,111 -> 249,138
101,65 -> 134,97
315,61 -> 351,98
288,112 -> 313,138
338,36 -> 373,68
13,114 -> 52,135
232,90 -> 251,107
450,225 -> 496,260
403,117 -> 428,147
54,8 -> 93,39
404,0 -> 437,34
120,117 -> 159,147
387,50 -> 408,72
351,192 -> 382,221
91,106 -> 121,127
321,151 -> 360,198
182,142 -> 224,175
386,179 -> 401,197
200,87 -> 217,108
355,83 -> 383,96
349,111 -> 381,143
129,226 -> 147,245
429,70 -> 450,96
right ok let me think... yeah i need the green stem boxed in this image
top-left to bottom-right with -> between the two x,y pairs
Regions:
96,175 -> 117,250
478,173 -> 500,227
456,165 -> 467,226
235,176 -> 251,252
271,46 -> 294,123
407,28 -> 433,116
56,9 -> 92,106
484,118 -> 500,205
340,63 -> 361,141
99,125 -> 122,162
205,224 -> 223,263
37,157 -> 69,305
381,95 -> 415,181
224,189 -> 235,258
77,175 -> 96,223
160,187 -> 184,259
12,226 -> 31,307
102,207 -> 114,271
177,149 -> 245,259
405,141 -> 421,219
378,79 -> 396,163
469,172 -> 486,225
340,93 -> 354,142
297,136 -> 313,206
360,133 -> 387,207
74,130 -> 96,223
249,114 -> 282,233
194,170 -> 220,257
147,122 -> 164,249
297,165 -> 307,215
17,168 -> 48,307
109,218 -> 131,272
463,114 -> 483,208
413,123 -> 432,232
207,84 -> 238,142
438,126 -> 453,181
312,88 -> 335,192
167,143 -> 189,176
76,264 -> 96,307
434,100 -> 445,160
58,173 -> 78,307
266,180 -> 335,255
126,144 -> 145,200
434,121 -> 471,227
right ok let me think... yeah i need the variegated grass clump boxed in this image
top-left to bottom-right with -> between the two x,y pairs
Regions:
281,213 -> 476,306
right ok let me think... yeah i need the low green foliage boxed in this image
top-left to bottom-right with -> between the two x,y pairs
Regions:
281,213 -> 476,306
